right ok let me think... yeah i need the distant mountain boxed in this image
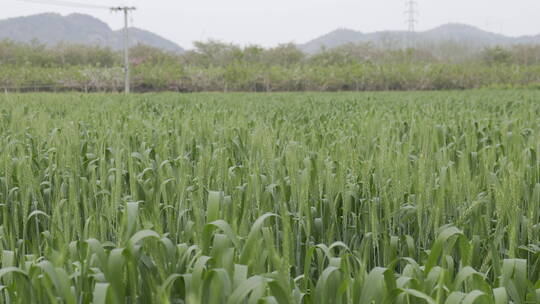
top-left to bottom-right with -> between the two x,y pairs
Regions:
0,13 -> 184,53
301,23 -> 540,53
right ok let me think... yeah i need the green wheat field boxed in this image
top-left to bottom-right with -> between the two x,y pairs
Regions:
1,91 -> 540,303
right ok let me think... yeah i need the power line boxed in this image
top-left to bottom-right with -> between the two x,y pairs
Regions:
17,0 -> 110,10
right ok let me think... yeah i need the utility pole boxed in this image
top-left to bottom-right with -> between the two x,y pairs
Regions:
405,0 -> 418,47
111,6 -> 136,94
19,0 -> 137,93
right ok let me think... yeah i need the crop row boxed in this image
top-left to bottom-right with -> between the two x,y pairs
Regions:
0,91 -> 539,303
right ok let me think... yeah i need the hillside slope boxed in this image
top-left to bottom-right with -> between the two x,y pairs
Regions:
301,23 -> 540,53
0,13 -> 184,52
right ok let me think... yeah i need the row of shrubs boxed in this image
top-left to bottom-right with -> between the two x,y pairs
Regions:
2,63 -> 540,92
2,39 -> 540,92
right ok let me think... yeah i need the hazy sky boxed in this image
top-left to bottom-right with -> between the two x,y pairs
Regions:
3,0 -> 540,49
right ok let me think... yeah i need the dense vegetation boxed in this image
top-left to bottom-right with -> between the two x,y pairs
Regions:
1,91 -> 540,303
2,40 -> 540,92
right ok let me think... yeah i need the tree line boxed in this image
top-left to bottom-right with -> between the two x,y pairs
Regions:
1,39 -> 540,92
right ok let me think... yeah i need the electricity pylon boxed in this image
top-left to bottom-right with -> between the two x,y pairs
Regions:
405,0 -> 418,48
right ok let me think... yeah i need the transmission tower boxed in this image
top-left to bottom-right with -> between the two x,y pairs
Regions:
405,0 -> 418,48
405,0 -> 418,33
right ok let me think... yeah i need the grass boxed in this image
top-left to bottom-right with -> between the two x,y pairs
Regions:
0,90 -> 539,303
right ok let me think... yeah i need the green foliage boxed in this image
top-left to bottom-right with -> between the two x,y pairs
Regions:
0,91 -> 540,302
481,47 -> 513,66
0,39 -> 120,67
3,40 -> 540,92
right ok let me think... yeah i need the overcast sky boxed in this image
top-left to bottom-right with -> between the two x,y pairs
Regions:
3,0 -> 540,49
